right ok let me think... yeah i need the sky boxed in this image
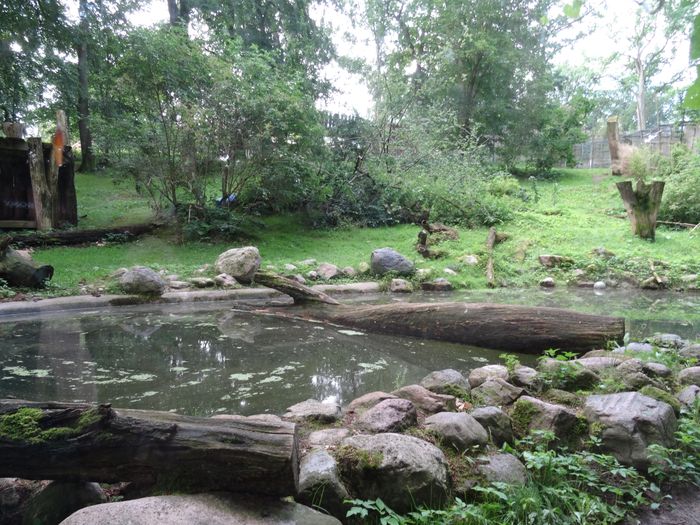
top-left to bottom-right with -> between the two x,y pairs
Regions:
66,0 -> 694,118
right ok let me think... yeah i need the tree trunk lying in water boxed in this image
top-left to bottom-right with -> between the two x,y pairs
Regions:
0,400 -> 298,496
252,273 -> 625,354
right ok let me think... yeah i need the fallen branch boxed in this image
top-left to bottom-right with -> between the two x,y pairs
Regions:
253,271 -> 339,305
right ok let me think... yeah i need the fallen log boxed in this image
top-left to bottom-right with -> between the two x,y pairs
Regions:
253,271 -> 339,305
0,400 -> 299,496
8,223 -> 157,248
0,236 -> 54,288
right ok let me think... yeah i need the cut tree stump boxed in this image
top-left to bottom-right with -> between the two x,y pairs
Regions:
616,180 -> 665,240
0,400 -> 299,496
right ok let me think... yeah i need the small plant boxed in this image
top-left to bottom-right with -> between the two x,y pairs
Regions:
0,278 -> 15,299
499,353 -> 521,376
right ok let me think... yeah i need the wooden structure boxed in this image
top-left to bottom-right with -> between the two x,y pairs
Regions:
0,135 -> 77,230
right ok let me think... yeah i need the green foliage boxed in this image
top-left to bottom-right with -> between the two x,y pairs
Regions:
0,277 -> 15,298
648,399 -> 700,486
656,145 -> 700,223
639,386 -> 681,414
177,206 -> 263,242
499,353 -> 522,375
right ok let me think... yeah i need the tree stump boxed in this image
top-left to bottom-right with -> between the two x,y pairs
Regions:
607,117 -> 623,176
616,180 -> 665,240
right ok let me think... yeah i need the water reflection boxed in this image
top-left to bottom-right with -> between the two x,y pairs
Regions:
0,289 -> 697,416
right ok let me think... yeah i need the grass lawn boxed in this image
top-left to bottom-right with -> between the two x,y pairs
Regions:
28,168 -> 700,297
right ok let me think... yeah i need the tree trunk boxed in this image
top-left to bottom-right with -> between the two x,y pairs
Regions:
9,223 -> 156,248
253,271 -> 339,305
27,138 -> 54,231
77,0 -> 95,172
607,116 -> 623,176
486,227 -> 497,288
616,180 -> 665,240
0,238 -> 54,287
0,400 -> 299,496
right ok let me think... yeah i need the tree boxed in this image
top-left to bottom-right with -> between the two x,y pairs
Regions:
76,0 -> 95,171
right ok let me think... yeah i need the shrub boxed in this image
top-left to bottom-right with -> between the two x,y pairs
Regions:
656,145 -> 700,224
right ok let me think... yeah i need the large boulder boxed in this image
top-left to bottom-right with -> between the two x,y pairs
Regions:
420,369 -> 470,396
60,494 -> 340,525
346,392 -> 397,415
355,398 -> 417,433
118,266 -> 166,296
679,367 -> 700,386
308,428 -> 351,449
471,378 -> 523,406
370,248 -> 414,276
538,359 -> 599,391
423,412 -> 488,451
317,263 -> 340,280
511,396 -> 579,442
338,433 -> 448,513
474,453 -> 527,486
214,246 -> 261,283
392,384 -> 456,414
470,406 -> 514,445
468,365 -> 508,389
283,399 -> 341,423
583,392 -> 677,469
297,450 -> 349,520
510,366 -> 539,389
680,344 -> 700,360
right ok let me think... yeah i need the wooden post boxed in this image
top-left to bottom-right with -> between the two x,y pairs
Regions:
607,116 -> 623,176
616,180 -> 665,241
27,137 -> 53,230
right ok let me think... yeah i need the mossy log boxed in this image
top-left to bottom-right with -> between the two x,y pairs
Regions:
616,180 -> 665,240
0,237 -> 54,287
0,400 -> 299,496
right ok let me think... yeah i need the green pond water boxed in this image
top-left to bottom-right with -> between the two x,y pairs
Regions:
0,289 -> 697,417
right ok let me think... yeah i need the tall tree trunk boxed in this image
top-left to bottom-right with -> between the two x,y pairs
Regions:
77,0 -> 95,172
635,56 -> 646,132
167,0 -> 190,26
607,116 -> 623,176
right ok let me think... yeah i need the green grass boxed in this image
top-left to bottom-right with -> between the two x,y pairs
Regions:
28,168 -> 700,296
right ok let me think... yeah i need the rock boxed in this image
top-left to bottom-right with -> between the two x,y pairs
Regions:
639,386 -> 682,415
615,358 -> 644,375
421,278 -> 453,292
678,385 -> 700,407
284,263 -> 297,271
458,255 -> 479,266
539,277 -> 555,288
214,246 -> 261,283
593,281 -> 607,290
470,406 -> 514,445
415,268 -> 432,279
471,378 -> 523,406
168,280 -> 190,290
582,349 -> 625,359
356,398 -> 417,433
443,268 -> 458,276
338,433 -> 448,513
574,356 -> 623,373
60,494 -> 340,525
583,392 -> 677,469
642,362 -> 672,378
468,365 -> 508,389
623,371 -> 661,390
370,248 -> 414,276
189,277 -> 215,288
297,450 -> 349,519
284,399 -> 341,423
681,273 -> 698,283
213,273 -> 240,288
195,264 -> 211,274
346,392 -> 397,414
510,366 -> 539,389
308,428 -> 351,449
474,453 -> 527,485
110,267 -> 128,279
317,263 -> 340,280
538,254 -> 574,268
420,369 -> 470,396
306,271 -> 319,280
118,267 -> 166,296
680,344 -> 700,360
389,278 -> 413,293
679,367 -> 700,386
543,388 -> 581,406
539,359 -> 599,390
592,247 -> 615,258
357,262 -> 370,274
424,412 -> 488,451
511,396 -> 579,441
24,481 -> 105,525
300,259 -> 317,267
290,274 -> 307,284
0,478 -> 46,524
625,342 -> 654,353
650,333 -> 684,348
341,266 -> 357,278
392,384 -> 456,414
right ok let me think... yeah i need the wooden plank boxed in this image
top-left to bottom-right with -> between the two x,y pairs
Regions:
0,220 -> 37,229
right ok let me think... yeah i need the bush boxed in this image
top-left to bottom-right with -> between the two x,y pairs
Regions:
657,145 -> 700,223
177,205 -> 263,242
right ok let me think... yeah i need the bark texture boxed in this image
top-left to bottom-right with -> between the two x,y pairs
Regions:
616,180 -> 665,240
0,400 -> 299,496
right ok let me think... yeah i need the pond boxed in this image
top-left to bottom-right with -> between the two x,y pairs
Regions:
0,289 -> 698,416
